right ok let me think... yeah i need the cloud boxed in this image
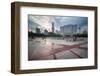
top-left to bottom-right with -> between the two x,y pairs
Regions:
28,15 -> 88,32
54,16 -> 88,26
28,15 -> 54,32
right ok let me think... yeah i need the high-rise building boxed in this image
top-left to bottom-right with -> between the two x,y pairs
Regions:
36,27 -> 41,33
60,24 -> 77,35
52,22 -> 55,33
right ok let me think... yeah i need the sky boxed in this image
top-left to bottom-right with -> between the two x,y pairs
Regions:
28,15 -> 88,32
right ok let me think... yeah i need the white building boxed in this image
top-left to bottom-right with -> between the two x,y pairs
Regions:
60,24 -> 77,35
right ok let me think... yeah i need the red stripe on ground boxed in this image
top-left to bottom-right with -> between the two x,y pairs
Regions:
30,42 -> 87,59
50,42 -> 87,55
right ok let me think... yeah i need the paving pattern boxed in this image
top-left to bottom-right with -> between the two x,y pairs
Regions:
28,37 -> 88,60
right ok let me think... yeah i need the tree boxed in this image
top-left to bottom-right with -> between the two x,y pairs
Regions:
44,29 -> 48,35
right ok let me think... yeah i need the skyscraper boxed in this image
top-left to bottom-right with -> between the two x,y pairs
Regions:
52,22 -> 55,33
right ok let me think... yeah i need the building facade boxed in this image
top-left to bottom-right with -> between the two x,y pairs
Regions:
52,22 -> 55,33
60,24 -> 77,35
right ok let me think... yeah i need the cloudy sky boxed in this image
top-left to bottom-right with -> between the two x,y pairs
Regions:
28,15 -> 88,32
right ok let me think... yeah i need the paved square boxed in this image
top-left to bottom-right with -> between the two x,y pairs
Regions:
28,37 -> 88,60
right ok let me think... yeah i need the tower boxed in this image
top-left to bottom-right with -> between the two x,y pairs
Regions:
52,22 -> 55,33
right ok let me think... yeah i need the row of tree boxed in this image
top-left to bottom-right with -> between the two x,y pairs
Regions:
28,30 -> 87,39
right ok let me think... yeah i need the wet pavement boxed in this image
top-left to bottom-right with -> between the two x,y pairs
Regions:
28,37 -> 88,60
